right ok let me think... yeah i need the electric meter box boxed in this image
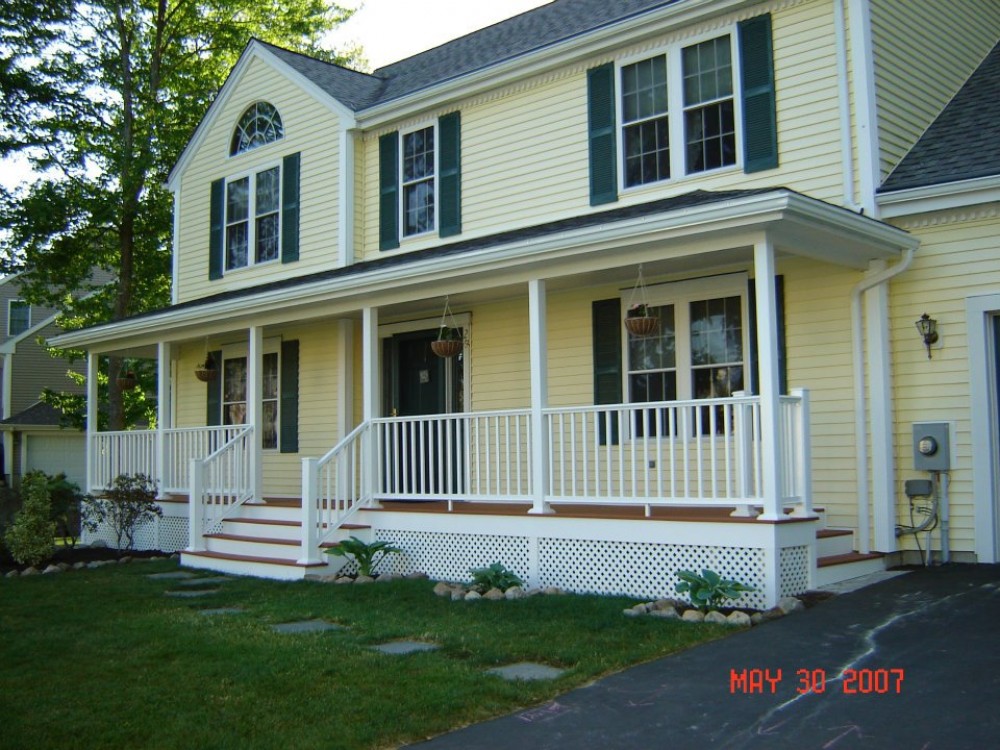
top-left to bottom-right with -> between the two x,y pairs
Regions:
912,422 -> 952,472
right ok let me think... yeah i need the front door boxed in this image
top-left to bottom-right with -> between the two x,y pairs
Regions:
383,330 -> 464,497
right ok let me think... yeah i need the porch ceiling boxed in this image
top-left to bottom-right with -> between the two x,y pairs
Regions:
53,189 -> 916,353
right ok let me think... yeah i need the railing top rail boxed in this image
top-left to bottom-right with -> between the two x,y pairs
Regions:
372,408 -> 532,425
543,395 -> 761,415
317,421 -> 370,465
202,424 -> 253,463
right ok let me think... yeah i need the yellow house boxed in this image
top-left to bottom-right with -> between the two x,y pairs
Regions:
52,0 -> 1000,607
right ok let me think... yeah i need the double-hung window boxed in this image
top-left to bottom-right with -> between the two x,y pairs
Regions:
222,351 -> 280,450
626,276 -> 746,435
401,125 -> 436,237
7,300 -> 30,336
225,165 -> 281,271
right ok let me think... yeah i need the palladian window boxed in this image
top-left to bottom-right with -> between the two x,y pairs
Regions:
230,102 -> 284,155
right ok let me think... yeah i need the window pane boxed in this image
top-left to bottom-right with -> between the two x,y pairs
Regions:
224,358 -> 247,403
682,36 -> 732,107
623,117 -> 670,187
685,100 -> 735,173
262,400 -> 278,450
690,295 -> 742,365
256,167 -> 279,215
621,56 -> 667,124
692,365 -> 743,400
404,180 -> 435,235
8,301 -> 30,336
262,353 -> 279,399
231,102 -> 284,155
227,178 -> 248,221
226,222 -> 248,269
403,127 -> 434,182
256,214 -> 279,263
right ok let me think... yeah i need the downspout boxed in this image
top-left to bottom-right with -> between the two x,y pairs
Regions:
851,247 -> 914,553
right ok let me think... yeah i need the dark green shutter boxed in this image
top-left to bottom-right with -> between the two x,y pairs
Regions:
587,63 -> 618,206
280,340 -> 299,453
438,112 -> 462,237
739,13 -> 779,173
209,180 -> 225,280
206,350 -> 222,425
281,152 -> 300,263
747,276 -> 786,395
379,132 -> 399,250
593,299 -> 623,445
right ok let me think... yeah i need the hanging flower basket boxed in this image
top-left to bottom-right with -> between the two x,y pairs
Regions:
625,304 -> 659,337
431,297 -> 464,358
194,354 -> 218,382
116,371 -> 138,390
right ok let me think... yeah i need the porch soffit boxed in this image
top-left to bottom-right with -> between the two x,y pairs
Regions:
52,189 -> 914,353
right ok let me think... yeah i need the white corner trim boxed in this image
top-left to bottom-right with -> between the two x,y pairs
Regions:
847,0 -> 879,218
877,176 -> 1000,218
966,293 -> 1000,563
338,126 -> 356,267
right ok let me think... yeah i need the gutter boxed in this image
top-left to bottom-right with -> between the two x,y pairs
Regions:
851,246 -> 914,554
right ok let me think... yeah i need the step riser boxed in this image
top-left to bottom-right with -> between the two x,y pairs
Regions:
816,533 -> 854,558
205,537 -> 300,558
181,552 -> 309,580
225,520 -> 301,540
237,504 -> 303,523
814,556 -> 887,587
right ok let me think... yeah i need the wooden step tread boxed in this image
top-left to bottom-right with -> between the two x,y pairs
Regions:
182,550 -> 325,567
229,517 -> 300,527
817,551 -> 884,568
205,533 -> 298,546
817,528 -> 853,539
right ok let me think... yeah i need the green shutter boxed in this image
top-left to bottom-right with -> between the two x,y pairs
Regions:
593,298 -> 623,445
739,13 -> 779,173
280,340 -> 299,453
281,152 -> 300,263
587,63 -> 618,206
746,276 -> 787,395
206,350 -> 222,425
438,112 -> 462,237
209,180 -> 224,280
379,132 -> 399,250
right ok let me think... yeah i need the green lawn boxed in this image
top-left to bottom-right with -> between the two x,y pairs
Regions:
0,560 -> 731,749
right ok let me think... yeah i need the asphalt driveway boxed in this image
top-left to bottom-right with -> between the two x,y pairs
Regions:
410,564 -> 1000,749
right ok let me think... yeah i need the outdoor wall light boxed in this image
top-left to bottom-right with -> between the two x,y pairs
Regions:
915,313 -> 938,359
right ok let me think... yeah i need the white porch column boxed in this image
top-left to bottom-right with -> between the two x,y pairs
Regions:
156,342 -> 172,498
753,239 -> 784,521
86,352 -> 98,494
865,278 -> 896,552
3,352 -> 13,485
362,307 -> 380,503
338,319 -> 355,439
248,326 -> 263,502
528,279 -> 553,515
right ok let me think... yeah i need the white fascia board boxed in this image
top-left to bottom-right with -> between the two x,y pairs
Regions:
50,191 -> 913,352
876,176 -> 1000,218
355,0 -> 757,127
166,41 -> 357,190
0,311 -> 61,355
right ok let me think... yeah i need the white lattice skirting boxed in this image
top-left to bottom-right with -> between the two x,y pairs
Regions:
80,515 -> 189,553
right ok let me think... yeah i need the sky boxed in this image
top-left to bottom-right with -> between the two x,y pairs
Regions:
0,0 -> 552,189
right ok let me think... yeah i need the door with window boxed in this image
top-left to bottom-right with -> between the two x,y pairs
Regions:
383,330 -> 464,497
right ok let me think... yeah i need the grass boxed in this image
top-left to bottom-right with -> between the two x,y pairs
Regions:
0,560 -> 732,749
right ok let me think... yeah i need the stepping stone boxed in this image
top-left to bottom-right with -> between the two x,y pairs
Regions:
147,571 -> 198,580
198,608 -> 245,616
270,619 -> 345,635
177,576 -> 231,587
486,662 -> 567,681
165,589 -> 220,598
370,640 -> 440,655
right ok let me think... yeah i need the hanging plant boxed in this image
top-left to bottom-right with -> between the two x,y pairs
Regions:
431,296 -> 464,358
116,366 -> 138,390
194,353 -> 218,382
624,265 -> 659,338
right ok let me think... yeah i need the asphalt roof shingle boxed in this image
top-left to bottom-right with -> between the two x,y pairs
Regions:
880,41 -> 1000,192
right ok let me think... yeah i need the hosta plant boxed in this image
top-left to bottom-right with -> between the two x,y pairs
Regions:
675,568 -> 756,612
469,562 -> 523,593
324,537 -> 401,577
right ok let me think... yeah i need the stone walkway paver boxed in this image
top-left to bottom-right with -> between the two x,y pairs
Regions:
165,588 -> 220,598
271,619 -> 346,634
198,607 -> 245,616
371,640 -> 440,655
147,571 -> 197,580
485,663 -> 567,681
177,576 -> 231,586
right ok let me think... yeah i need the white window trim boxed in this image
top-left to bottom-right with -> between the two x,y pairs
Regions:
7,300 -> 30,337
615,27 -> 744,194
223,160 -> 282,274
622,272 -> 748,403
228,101 -> 284,158
399,121 -> 439,240
221,337 -> 282,451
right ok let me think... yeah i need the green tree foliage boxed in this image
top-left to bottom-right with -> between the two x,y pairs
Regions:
0,0 -> 358,428
5,472 -> 56,567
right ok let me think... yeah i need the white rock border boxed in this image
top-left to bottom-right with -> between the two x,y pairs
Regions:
623,595 -> 806,626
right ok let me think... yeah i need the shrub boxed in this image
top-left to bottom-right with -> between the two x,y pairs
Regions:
469,562 -> 523,593
0,484 -> 21,562
5,472 -> 56,567
674,568 -> 756,612
81,473 -> 161,553
324,537 -> 401,577
46,473 -> 84,548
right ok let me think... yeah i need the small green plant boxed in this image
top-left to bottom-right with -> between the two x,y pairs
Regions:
5,472 -> 56,567
469,562 -> 523,592
675,568 -> 756,612
324,536 -> 401,577
81,473 -> 162,553
46,473 -> 85,548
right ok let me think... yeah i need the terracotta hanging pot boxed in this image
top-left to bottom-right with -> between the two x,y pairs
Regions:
194,355 -> 218,382
624,315 -> 659,337
431,337 -> 462,358
116,371 -> 138,390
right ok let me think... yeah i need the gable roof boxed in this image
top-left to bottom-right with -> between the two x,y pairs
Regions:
260,0 -> 684,112
880,41 -> 1000,193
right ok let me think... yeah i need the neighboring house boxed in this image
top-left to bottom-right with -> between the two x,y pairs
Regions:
0,276 -> 86,488
51,0 -> 1000,607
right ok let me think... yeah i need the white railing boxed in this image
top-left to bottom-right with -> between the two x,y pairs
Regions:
162,426 -> 249,493
189,425 -> 253,549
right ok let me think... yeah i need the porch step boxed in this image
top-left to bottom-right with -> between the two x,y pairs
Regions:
180,550 -> 328,581
816,528 -> 854,558
203,532 -> 300,558
814,552 -> 887,587
225,518 -> 301,541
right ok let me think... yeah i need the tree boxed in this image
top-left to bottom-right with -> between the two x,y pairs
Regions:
0,0 -> 359,429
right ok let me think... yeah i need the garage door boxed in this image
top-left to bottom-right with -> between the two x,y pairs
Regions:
24,433 -> 87,489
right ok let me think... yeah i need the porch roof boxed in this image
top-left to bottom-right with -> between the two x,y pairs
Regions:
52,188 -> 915,353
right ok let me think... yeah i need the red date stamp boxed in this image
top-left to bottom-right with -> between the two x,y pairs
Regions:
729,668 -> 905,694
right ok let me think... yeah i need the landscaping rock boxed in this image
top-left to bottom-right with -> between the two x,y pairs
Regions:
57,562 -> 71,572
90,540 -> 108,548
5,570 -> 19,578
405,571 -> 429,580
623,606 -> 643,617
118,556 -> 132,564
504,586 -> 526,600
464,591 -> 482,601
751,613 -> 765,626
433,581 -> 453,597
483,587 -> 504,601
22,567 -> 39,576
649,607 -> 679,620
376,573 -> 401,583
526,588 -> 544,597
761,607 -> 785,622
727,610 -> 753,627
335,576 -> 353,585
73,562 -> 86,570
170,553 -> 180,560
354,574 -> 375,584
650,599 -> 679,612
704,611 -> 728,625
778,596 -> 805,615
682,610 -> 705,623
542,586 -> 566,595
43,564 -> 63,574
451,590 -> 466,601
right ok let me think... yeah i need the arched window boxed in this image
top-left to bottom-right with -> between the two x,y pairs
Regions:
230,102 -> 283,155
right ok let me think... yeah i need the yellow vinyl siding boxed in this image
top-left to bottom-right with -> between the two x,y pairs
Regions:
888,213 -> 1000,555
358,0 -> 848,261
871,0 -> 1000,179
176,57 -> 342,304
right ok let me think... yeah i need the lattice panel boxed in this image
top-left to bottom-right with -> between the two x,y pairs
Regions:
157,517 -> 189,553
539,538 -> 766,610
80,516 -> 188,553
780,545 -> 810,598
374,529 -> 531,583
